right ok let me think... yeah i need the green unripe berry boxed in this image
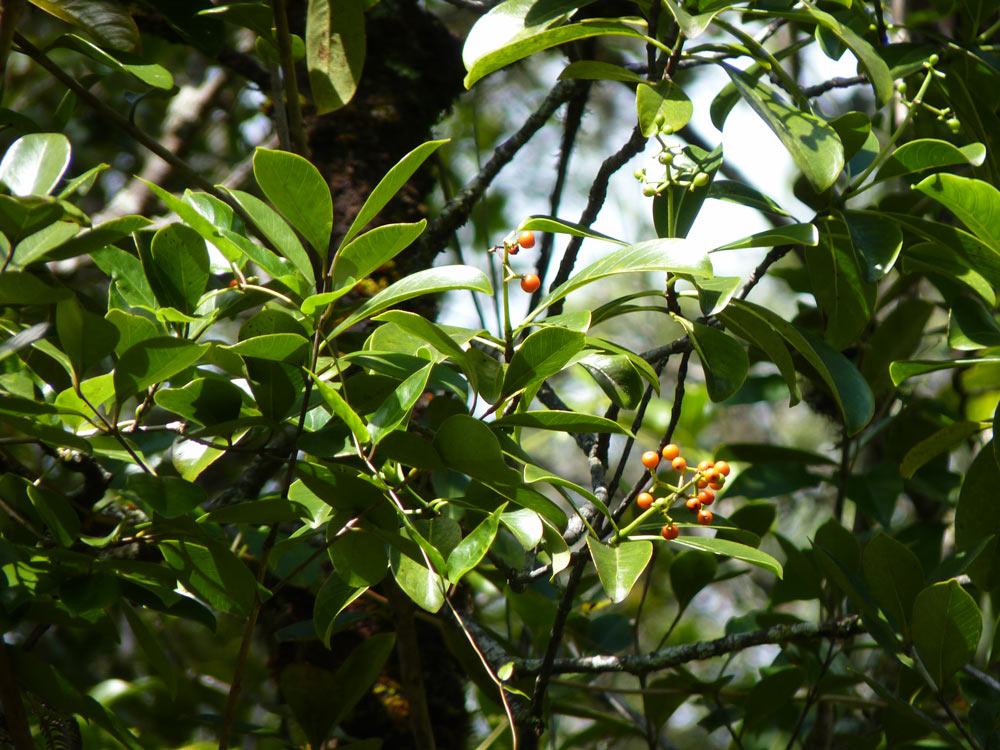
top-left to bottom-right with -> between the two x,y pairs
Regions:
896,81 -> 907,94
946,117 -> 961,133
642,185 -> 658,197
692,172 -> 710,188
928,53 -> 940,65
658,151 -> 675,165
634,167 -> 645,180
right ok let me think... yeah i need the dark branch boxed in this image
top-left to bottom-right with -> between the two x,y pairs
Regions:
802,75 -> 867,99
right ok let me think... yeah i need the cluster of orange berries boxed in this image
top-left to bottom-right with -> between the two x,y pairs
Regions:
634,444 -> 731,541
494,230 -> 541,293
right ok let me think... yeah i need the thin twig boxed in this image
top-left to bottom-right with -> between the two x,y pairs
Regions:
801,74 -> 868,98
272,0 -> 307,155
738,245 -> 793,300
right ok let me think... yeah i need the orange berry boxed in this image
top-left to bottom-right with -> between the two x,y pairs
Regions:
697,509 -> 713,525
641,450 -> 660,469
697,489 -> 715,506
709,481 -> 724,491
696,479 -> 708,489
520,274 -> 541,293
685,496 -> 701,510
714,460 -> 731,477
517,230 -> 536,248
672,456 -> 687,472
637,492 -> 654,510
661,523 -> 679,540
697,460 -> 712,473
661,443 -> 680,460
704,468 -> 720,484
228,279 -> 239,288
508,243 -> 519,255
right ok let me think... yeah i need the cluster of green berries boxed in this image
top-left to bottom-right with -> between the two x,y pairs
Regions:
634,146 -> 711,198
634,444 -> 731,540
493,230 -> 540,292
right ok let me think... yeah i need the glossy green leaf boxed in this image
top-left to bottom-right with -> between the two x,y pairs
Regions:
128,474 -> 207,518
332,265 -> 492,335
502,327 -> 584,398
114,337 -> 209,402
160,540 -> 258,616
915,173 -> 1000,255
334,221 -> 426,288
845,210 -> 903,282
226,333 -> 310,363
0,133 -> 71,197
0,195 -> 68,245
465,20 -> 652,88
56,296 -> 119,379
745,666 -> 804,728
636,80 -> 692,137
807,216 -> 875,349
520,463 -> 602,529
901,421 -> 983,479
0,273 -> 64,306
862,533 -> 923,637
433,415 -> 521,484
672,315 -> 748,402
308,373 -> 370,447
57,216 -> 150,265
722,64 -> 844,192
652,145 -> 723,239
253,147 -> 332,258
670,550 -> 718,610
143,224 -> 210,315
447,504 -> 507,583
577,353 -> 641,409
714,443 -> 836,465
689,276 -> 741,317
340,139 -> 448,248
706,180 -> 792,218
29,0 -> 140,51
956,441 -> 1000,556
890,357 -> 1000,386
559,60 -> 646,83
306,0 -> 366,114
461,0 -> 578,67
26,485 -> 79,547
53,33 -> 173,89
912,580 -> 981,686
368,363 -> 432,444
494,410 -> 631,435
10,220 -> 79,268
154,376 -> 244,425
714,223 -> 818,251
314,575 -> 368,646
671,535 -> 783,577
329,528 -> 388,586
586,537 -> 653,603
661,0 -> 728,37
524,239 -> 712,325
139,181 -> 243,264
199,497 -> 304,525
830,111 -> 872,162
221,188 -> 315,283
391,548 -> 444,612
518,215 -> 626,245
876,139 -> 986,182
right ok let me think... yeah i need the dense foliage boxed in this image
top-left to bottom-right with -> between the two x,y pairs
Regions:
1,0 -> 999,748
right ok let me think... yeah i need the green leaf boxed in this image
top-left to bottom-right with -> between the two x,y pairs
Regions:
253,147 -> 332,258
494,410 -> 632,435
559,60 -> 646,83
502,327 -> 585,398
308,373 -> 370,447
578,353 -> 644,408
331,265 -> 492,335
745,666 -> 804,728
714,443 -> 836,465
799,1 -> 894,106
447,504 -> 507,583
956,441 -> 1000,556
221,188 -> 316,283
199,497 -> 304,525
340,139 -> 447,248
279,663 -> 339,749
52,33 -> 174,89
706,180 -> 792,218
306,0 -> 366,114
0,133 -> 71,197
912,580 -> 981,686
0,195 -> 70,245
465,19 -> 652,88
334,221 -> 426,288
661,0 -> 729,37
830,111 -> 872,161
844,210 -> 903,282
314,575 -> 368,646
153,376 -> 244,425
890,357 -> 1000,386
160,540 -> 259,616
914,173 -> 1000,255
367,363 -> 432,444
690,275 -> 741,317
670,549 -> 718,610
876,138 -> 987,182
862,533 -> 923,638
901,421 -> 983,478
518,214 -> 626,245
672,315 -> 748,402
462,0 -> 578,68
636,80 -> 692,137
26,485 -> 79,547
143,224 -> 210,315
433,415 -> 521,484
670,536 -> 783,577
121,602 -> 177,696
524,239 -> 712,325
114,337 -> 209,402
59,216 -> 150,266
139,181 -> 244,264
327,633 -> 396,726
329,528 -> 388,587
0,272 -> 65,306
128,474 -> 207,518
391,548 -> 445,612
652,145 -> 724,239
56,296 -> 119,379
586,537 -> 653,603
713,223 -> 818,251
10,220 -> 79,268
806,216 -> 875,349
29,0 -> 140,51
730,300 -> 873,434
225,333 -> 310,363
722,64 -> 844,192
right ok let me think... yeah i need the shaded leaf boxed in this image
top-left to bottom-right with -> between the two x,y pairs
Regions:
307,0 -> 366,114
586,537 -> 653,603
